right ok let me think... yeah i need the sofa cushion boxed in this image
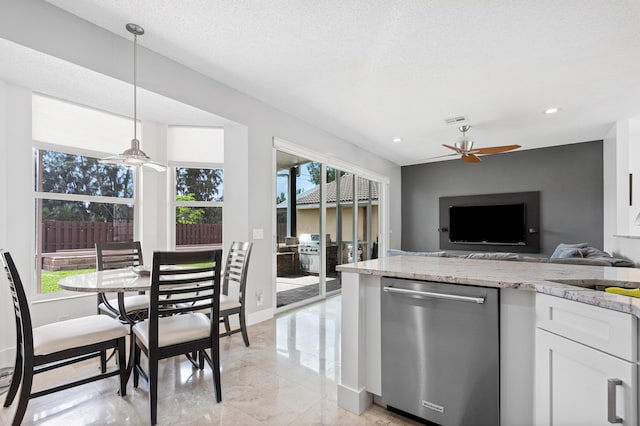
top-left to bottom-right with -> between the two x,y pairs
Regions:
551,242 -> 588,259
549,257 -> 610,266
580,246 -> 610,258
462,252 -> 521,261
386,249 -> 448,257
520,256 -> 551,263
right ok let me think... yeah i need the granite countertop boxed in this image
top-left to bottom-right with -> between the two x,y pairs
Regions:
336,255 -> 640,317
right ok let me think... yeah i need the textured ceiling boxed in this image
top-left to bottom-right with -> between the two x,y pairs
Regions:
33,1 -> 640,165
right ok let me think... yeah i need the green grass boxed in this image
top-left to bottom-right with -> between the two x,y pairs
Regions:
41,268 -> 96,293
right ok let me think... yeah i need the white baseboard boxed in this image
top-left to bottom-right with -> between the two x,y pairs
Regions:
248,307 -> 274,326
337,383 -> 372,415
0,346 -> 15,370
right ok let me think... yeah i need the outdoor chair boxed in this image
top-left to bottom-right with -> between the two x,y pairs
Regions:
1,250 -> 128,426
96,241 -> 149,323
220,241 -> 253,347
132,249 -> 223,425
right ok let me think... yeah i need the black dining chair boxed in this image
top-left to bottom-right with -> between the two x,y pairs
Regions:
1,250 -> 128,426
219,241 -> 253,346
95,241 -> 149,323
132,249 -> 223,425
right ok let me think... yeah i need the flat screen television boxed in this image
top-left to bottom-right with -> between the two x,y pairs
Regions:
448,203 -> 526,245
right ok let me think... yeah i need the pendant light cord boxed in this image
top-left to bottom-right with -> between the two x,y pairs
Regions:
133,32 -> 138,141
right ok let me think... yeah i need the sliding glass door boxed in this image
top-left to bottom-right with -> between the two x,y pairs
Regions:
275,152 -> 322,309
274,146 -> 383,311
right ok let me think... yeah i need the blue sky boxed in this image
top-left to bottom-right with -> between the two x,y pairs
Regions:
276,163 -> 317,200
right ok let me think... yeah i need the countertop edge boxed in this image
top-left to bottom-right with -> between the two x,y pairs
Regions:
337,256 -> 640,317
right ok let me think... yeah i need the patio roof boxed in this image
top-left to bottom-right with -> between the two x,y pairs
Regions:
278,174 -> 379,208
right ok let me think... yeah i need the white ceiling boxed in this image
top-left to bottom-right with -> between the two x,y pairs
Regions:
0,39 -> 233,129
22,1 -> 640,165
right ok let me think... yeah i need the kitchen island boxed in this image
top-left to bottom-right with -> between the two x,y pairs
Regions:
336,255 -> 640,425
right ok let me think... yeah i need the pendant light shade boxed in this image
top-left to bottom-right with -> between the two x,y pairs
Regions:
100,23 -> 166,171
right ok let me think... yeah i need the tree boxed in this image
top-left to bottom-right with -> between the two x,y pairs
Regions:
176,194 -> 206,224
306,162 -> 336,185
39,150 -> 134,223
175,167 -> 223,202
174,168 -> 223,225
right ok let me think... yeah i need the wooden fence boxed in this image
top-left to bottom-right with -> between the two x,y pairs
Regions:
175,223 -> 222,246
42,220 -> 222,253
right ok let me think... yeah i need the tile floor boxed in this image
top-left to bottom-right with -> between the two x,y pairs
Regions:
0,295 -> 420,425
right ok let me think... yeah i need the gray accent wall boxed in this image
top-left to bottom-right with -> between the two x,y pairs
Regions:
401,141 -> 603,256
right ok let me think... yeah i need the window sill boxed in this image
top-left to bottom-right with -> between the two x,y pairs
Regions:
32,291 -> 95,304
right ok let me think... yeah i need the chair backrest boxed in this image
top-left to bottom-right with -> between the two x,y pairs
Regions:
148,250 -> 222,346
222,241 -> 253,303
1,251 -> 34,360
95,241 -> 143,271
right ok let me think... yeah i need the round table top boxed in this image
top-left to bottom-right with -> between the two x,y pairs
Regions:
58,267 -> 151,293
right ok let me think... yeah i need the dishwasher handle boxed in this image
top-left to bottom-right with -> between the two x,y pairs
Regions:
383,285 -> 485,304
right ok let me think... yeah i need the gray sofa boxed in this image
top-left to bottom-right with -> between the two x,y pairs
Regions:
387,243 -> 635,267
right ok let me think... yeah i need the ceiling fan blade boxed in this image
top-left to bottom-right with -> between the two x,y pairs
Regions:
461,154 -> 481,163
470,144 -> 521,155
424,153 -> 460,160
442,144 -> 462,153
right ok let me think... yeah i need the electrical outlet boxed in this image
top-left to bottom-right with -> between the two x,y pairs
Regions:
252,228 -> 264,240
256,291 -> 263,306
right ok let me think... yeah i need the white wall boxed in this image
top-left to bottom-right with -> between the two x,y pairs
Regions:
140,121 -> 169,260
0,81 -> 13,368
0,83 -> 34,367
0,0 -> 401,361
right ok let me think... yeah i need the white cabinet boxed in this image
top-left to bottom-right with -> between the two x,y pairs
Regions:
536,329 -> 636,425
612,117 -> 640,237
535,294 -> 637,426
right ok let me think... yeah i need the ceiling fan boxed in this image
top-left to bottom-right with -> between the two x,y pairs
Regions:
433,125 -> 521,163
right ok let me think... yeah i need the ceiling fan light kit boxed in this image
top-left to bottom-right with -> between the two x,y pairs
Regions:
100,23 -> 166,172
436,125 -> 521,163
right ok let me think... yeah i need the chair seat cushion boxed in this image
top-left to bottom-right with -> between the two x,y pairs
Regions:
176,294 -> 240,314
220,294 -> 241,312
133,313 -> 211,348
34,315 -> 128,356
99,294 -> 149,314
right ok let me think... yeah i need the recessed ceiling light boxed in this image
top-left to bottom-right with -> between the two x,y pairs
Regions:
544,107 -> 560,114
392,138 -> 402,143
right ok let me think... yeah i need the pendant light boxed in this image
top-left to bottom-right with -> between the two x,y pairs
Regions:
100,23 -> 166,171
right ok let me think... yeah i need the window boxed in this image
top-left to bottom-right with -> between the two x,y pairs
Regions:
174,167 -> 223,248
34,148 -> 135,293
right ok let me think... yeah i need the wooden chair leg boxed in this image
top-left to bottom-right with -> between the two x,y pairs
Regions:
11,358 -> 33,426
117,338 -> 127,397
199,350 -> 205,370
223,316 -> 231,335
212,338 -> 221,403
100,350 -> 107,373
239,311 -> 250,347
149,357 -> 158,425
133,344 -> 141,388
4,351 -> 23,407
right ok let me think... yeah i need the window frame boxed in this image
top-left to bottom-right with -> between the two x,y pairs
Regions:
168,161 -> 224,250
33,141 -> 138,299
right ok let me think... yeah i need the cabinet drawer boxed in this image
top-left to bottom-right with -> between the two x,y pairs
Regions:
536,293 -> 636,360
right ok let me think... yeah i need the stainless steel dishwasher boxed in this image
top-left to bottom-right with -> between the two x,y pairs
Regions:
381,277 -> 499,426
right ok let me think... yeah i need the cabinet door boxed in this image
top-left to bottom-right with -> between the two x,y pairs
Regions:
535,329 -> 637,426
